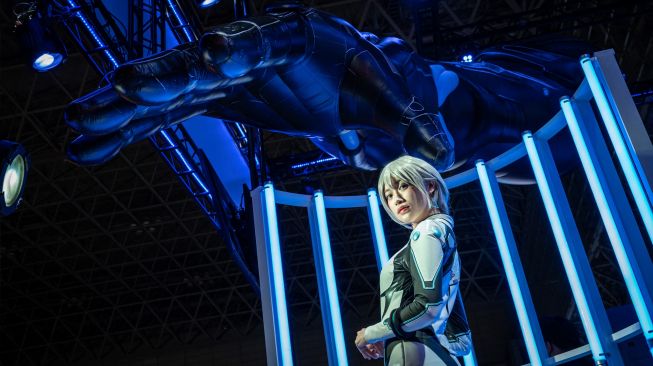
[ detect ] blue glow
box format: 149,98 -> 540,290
291,157 -> 338,170
160,130 -> 212,199
165,0 -> 195,42
462,54 -> 473,63
366,189 -> 389,272
476,160 -> 544,366
66,1 -> 119,68
561,97 -> 653,336
200,0 -> 220,7
522,132 -> 607,362
462,347 -> 478,366
313,191 -> 349,365
263,183 -> 294,366
33,52 -> 63,71
580,56 -> 653,245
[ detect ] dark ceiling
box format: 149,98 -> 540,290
1,0 -> 652,365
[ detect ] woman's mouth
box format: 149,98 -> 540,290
398,206 -> 410,214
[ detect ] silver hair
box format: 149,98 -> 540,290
377,155 -> 450,229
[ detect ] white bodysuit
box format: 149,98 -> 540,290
364,214 -> 472,365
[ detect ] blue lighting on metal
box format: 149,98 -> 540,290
261,183 -> 294,366
631,89 -> 653,98
160,130 -> 212,199
561,97 -> 653,341
523,131 -> 612,364
291,156 -> 338,170
366,188 -> 389,272
580,56 -> 653,245
476,160 -> 547,366
165,0 -> 195,42
66,0 -> 119,68
33,52 -> 63,71
199,0 -> 221,8
310,191 -> 349,366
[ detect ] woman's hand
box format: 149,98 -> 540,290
355,328 -> 382,360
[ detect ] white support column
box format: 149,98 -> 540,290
251,183 -> 294,366
581,53 -> 653,245
476,160 -> 550,366
366,188 -> 389,272
561,97 -> 653,355
308,190 -> 349,366
523,131 -> 624,365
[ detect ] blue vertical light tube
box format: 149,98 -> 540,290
367,188 -> 389,272
523,131 -> 623,365
261,183 -> 294,366
581,56 -> 653,245
475,160 -> 549,366
561,98 -> 653,354
309,191 -> 349,366
462,346 -> 479,366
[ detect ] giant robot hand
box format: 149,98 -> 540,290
66,5 -> 589,179
65,6 -> 455,171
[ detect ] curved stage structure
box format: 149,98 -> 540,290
251,50 -> 653,366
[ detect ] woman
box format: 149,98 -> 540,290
355,155 -> 472,365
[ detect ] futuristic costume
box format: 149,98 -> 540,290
64,6 -> 589,182
364,214 -> 471,365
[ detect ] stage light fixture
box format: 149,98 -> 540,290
462,54 -> 473,63
198,0 -> 220,8
14,4 -> 66,72
1,141 -> 29,217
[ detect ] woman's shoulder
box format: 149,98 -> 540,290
409,214 -> 455,247
413,213 -> 453,233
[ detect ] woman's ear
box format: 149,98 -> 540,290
428,182 -> 436,196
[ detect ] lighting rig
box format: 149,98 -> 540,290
0,140 -> 30,217
13,1 -> 67,71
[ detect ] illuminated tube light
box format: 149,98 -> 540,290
581,56 -> 653,245
66,0 -> 119,68
366,188 -> 389,272
311,191 -> 349,366
523,132 -> 609,363
291,157 -> 338,170
561,98 -> 653,342
476,160 -> 547,366
462,346 -> 478,366
262,183 -> 294,366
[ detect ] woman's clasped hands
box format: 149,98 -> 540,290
355,328 -> 384,360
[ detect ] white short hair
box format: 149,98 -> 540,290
377,155 -> 450,228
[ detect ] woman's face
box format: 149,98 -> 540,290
384,180 -> 435,228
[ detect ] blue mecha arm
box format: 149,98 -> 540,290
65,6 -> 589,179
65,6 -> 454,171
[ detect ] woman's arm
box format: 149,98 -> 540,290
364,216 -> 456,343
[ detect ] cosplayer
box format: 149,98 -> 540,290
64,5 -> 589,182
355,155 -> 471,365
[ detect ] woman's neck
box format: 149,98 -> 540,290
411,208 -> 440,229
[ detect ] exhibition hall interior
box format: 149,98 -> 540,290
1,0 -> 652,365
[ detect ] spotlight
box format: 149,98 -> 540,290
1,141 -> 29,217
14,3 -> 66,72
198,0 -> 220,8
461,54 -> 473,63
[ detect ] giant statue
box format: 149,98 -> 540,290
65,5 -> 590,182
